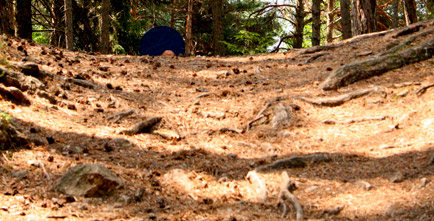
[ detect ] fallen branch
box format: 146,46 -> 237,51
278,171 -> 303,220
255,153 -> 331,172
304,52 -> 329,64
320,37 -> 434,90
246,170 -> 267,202
120,117 -> 162,135
107,109 -> 135,123
416,83 -> 434,96
322,116 -> 387,124
296,88 -> 375,107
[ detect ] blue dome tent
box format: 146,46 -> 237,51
139,26 -> 185,56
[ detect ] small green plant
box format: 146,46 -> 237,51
0,111 -> 12,123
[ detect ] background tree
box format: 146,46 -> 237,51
185,0 -> 193,56
100,0 -> 110,54
210,0 -> 225,56
294,0 -> 305,48
0,0 -> 14,35
404,0 -> 417,25
16,0 -> 32,40
64,0 -> 73,50
352,0 -> 377,35
312,0 -> 321,46
340,0 -> 352,39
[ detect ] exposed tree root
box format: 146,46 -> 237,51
296,88 -> 376,107
119,117 -> 162,135
278,171 -> 303,220
304,52 -> 329,64
245,97 -> 286,131
107,109 -> 135,123
320,37 -> 434,90
255,153 -> 331,172
377,28 -> 434,57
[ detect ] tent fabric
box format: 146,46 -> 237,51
139,26 -> 185,56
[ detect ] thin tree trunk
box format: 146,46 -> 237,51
16,0 -> 32,40
312,0 -> 321,46
50,0 -> 64,47
326,0 -> 335,43
64,0 -> 73,50
392,0 -> 399,28
340,0 -> 352,39
100,0 -> 110,54
211,0 -> 225,55
185,0 -> 193,56
294,0 -> 305,48
0,0 -> 14,35
404,0 -> 417,25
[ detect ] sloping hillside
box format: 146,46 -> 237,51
0,21 -> 433,220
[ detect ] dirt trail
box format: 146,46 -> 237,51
0,25 -> 433,220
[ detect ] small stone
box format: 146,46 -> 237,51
397,89 -> 409,97
304,185 -> 319,193
227,153 -> 237,159
389,171 -> 405,183
355,180 -> 373,190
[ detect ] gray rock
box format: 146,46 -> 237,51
389,171 -> 405,183
0,85 -> 31,106
56,164 -> 124,197
271,103 -> 292,129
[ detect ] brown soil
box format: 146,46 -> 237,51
0,27 -> 433,220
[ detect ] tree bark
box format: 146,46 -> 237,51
312,0 -> 321,46
50,0 -> 64,47
340,0 -> 352,39
294,0 -> 305,48
353,0 -> 377,35
0,0 -> 14,35
16,0 -> 32,40
392,0 -> 399,28
185,0 -> 193,56
404,0 -> 417,25
64,0 -> 73,50
211,0 -> 225,55
100,0 -> 110,54
326,0 -> 335,43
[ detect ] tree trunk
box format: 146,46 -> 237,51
185,0 -> 193,56
294,0 -> 305,48
340,0 -> 352,39
65,0 -> 73,50
16,0 -> 32,40
404,0 -> 417,25
312,0 -> 321,46
392,0 -> 399,28
353,0 -> 377,35
100,0 -> 110,54
50,0 -> 64,47
326,0 -> 335,43
211,0 -> 225,55
0,0 -> 14,35
351,0 -> 358,36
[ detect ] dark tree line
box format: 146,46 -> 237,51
1,0 -> 433,55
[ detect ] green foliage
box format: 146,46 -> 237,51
0,111 -> 12,123
32,25 -> 50,45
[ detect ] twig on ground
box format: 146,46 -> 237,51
245,97 -> 287,131
296,88 -> 376,107
416,83 -> 434,96
322,116 -> 387,124
304,52 -> 329,64
107,109 -> 135,123
278,171 -> 303,220
246,170 -> 267,202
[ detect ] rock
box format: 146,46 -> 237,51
162,50 -> 175,56
152,129 -> 181,140
355,180 -> 373,190
37,90 -> 57,104
55,164 -> 124,197
0,114 -> 28,149
271,103 -> 292,129
17,62 -> 43,78
0,85 -> 31,106
389,171 -> 405,183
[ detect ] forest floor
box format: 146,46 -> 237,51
0,24 -> 433,220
